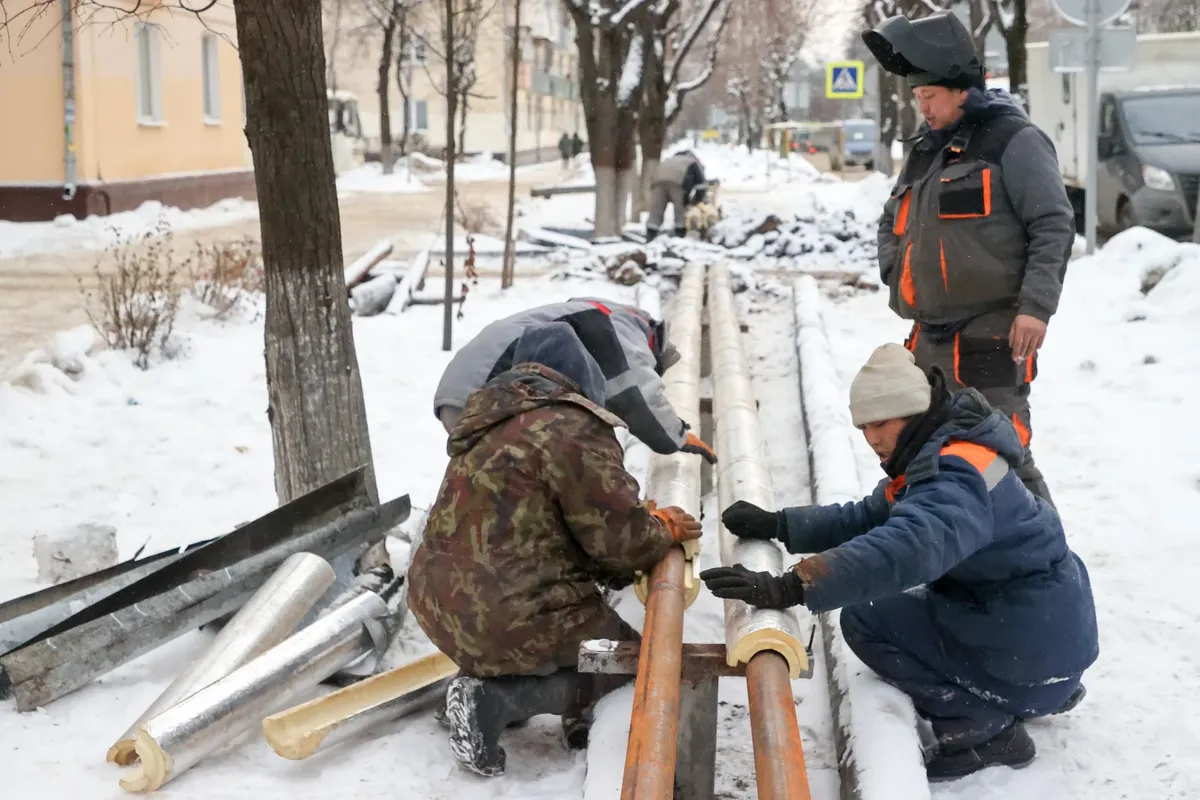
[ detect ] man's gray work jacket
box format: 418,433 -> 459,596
878,89 -> 1075,326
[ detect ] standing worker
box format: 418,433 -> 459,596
646,149 -> 709,242
571,131 -> 584,165
862,11 -> 1075,504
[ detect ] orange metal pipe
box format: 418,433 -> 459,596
746,650 -> 812,800
620,547 -> 687,800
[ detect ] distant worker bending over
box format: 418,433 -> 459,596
863,11 -> 1075,504
433,297 -> 717,462
646,148 -> 709,241
409,322 -> 702,777
701,344 -> 1098,781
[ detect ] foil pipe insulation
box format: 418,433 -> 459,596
107,552 -> 337,765
119,590 -> 395,793
707,264 -> 807,678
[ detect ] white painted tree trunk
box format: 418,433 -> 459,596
594,165 -> 620,239
615,168 -> 637,232
636,158 -> 659,219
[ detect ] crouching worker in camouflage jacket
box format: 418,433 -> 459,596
701,344 -> 1098,783
408,320 -> 703,778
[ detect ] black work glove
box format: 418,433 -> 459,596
721,500 -> 782,541
699,564 -> 805,610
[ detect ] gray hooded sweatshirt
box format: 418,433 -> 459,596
433,298 -> 688,453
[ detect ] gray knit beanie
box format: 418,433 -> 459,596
849,344 -> 932,427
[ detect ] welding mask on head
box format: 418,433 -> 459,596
862,11 -> 985,91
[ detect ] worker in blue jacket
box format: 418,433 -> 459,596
700,343 -> 1099,782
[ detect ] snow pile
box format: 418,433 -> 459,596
792,275 -> 931,800
685,142 -> 830,190
337,162 -> 430,194
0,198 -> 258,261
407,151 -> 514,182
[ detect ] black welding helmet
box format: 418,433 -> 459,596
862,12 -> 985,90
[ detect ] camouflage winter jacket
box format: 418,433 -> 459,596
408,363 -> 674,677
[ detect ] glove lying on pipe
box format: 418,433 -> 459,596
680,432 -> 718,465
699,564 -> 805,610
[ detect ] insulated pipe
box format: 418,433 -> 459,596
60,0 -> 77,202
120,590 -> 391,793
708,264 -> 812,800
707,264 -> 807,677
107,552 -> 336,765
621,262 -> 705,800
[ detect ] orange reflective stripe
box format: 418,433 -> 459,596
982,168 -> 992,216
939,239 -> 949,292
900,243 -> 916,306
904,324 -> 919,353
884,475 -> 906,503
939,441 -> 998,474
1024,353 -> 1036,383
587,301 -> 612,316
893,191 -> 911,236
1012,414 -> 1032,447
952,332 -> 962,386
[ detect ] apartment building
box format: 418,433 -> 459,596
325,0 -> 584,164
0,1 -> 252,222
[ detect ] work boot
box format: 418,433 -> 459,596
925,722 -> 1036,782
444,672 -> 578,777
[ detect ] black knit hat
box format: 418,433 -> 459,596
908,69 -> 986,91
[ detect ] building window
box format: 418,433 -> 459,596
413,100 -> 428,131
135,22 -> 162,124
526,93 -> 533,130
400,38 -> 428,65
202,34 -> 220,122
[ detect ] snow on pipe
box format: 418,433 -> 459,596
118,591 -> 393,793
620,263 -> 705,800
708,265 -> 807,678
344,240 -> 394,289
793,276 -> 931,800
634,268 -> 703,608
106,552 -> 337,766
262,650 -> 458,760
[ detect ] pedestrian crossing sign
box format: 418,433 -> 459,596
826,61 -> 865,99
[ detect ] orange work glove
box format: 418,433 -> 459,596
649,504 -> 703,544
680,432 -> 718,465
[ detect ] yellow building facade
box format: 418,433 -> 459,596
0,1 -> 252,222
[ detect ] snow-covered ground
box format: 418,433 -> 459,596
4,151 -> 1197,800
0,198 -> 259,261
336,162 -> 431,194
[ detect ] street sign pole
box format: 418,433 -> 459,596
1084,0 -> 1100,254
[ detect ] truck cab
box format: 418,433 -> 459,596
1027,32 -> 1200,238
1096,89 -> 1200,235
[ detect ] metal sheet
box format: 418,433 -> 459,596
707,265 -> 806,678
107,552 -> 336,765
1,492 -> 409,711
120,591 -> 391,793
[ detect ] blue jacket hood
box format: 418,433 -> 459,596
919,388 -> 1027,467
510,321 -> 607,405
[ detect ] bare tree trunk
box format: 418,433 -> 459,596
457,90 -> 469,156
501,0 -> 521,289
326,0 -> 345,92
234,0 -> 377,504
1008,0 -> 1029,100
443,0 -> 457,351
636,28 -> 666,217
378,2 -> 400,174
395,18 -> 412,156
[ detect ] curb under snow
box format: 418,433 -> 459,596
792,276 -> 932,800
